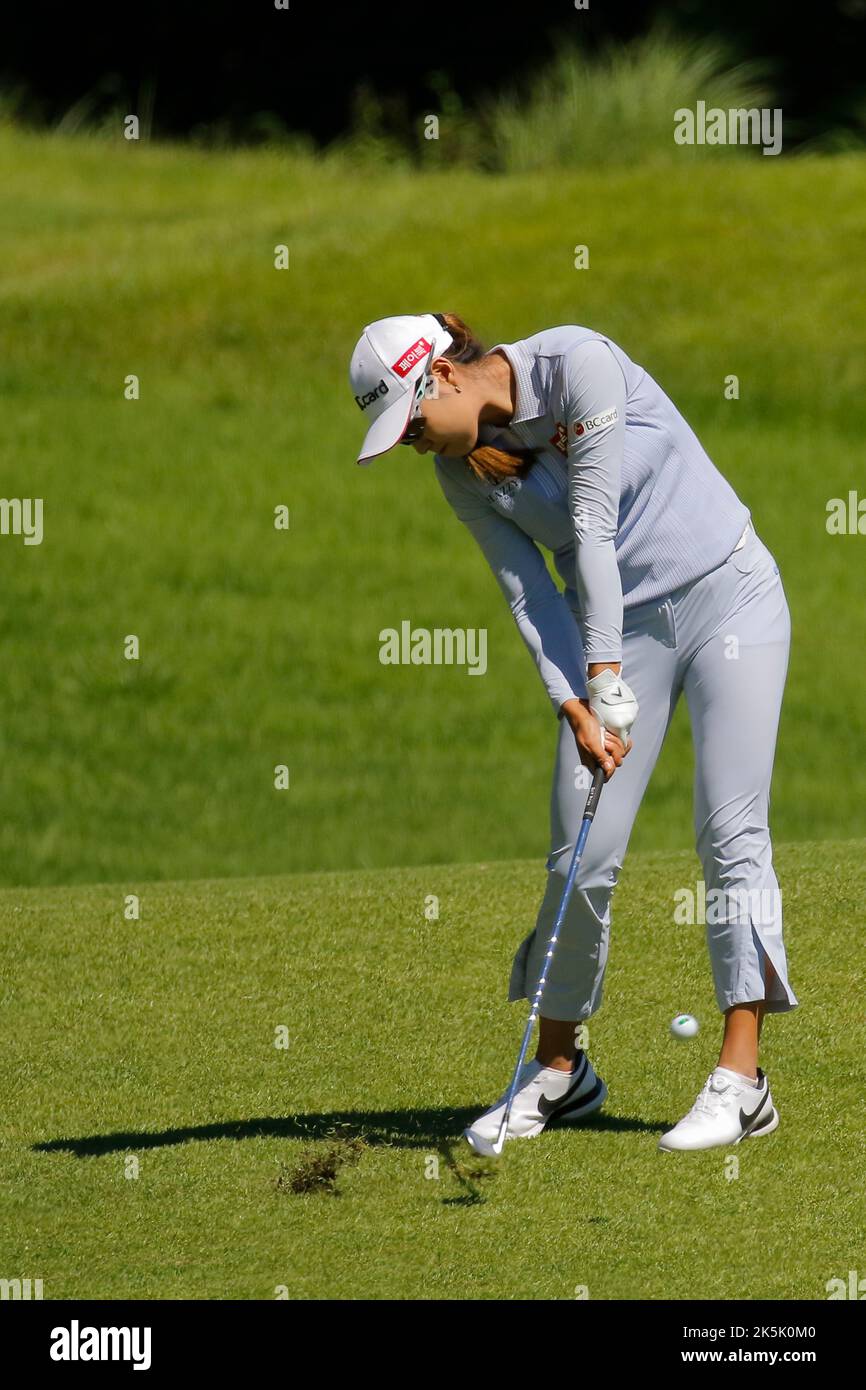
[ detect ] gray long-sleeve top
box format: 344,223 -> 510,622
434,325 -> 750,712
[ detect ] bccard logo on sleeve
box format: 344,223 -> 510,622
572,406 -> 619,438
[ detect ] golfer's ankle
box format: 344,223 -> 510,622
537,1018 -> 581,1069
535,1048 -> 577,1071
718,1055 -> 758,1080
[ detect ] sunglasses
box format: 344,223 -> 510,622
399,346 -> 436,446
399,405 -> 426,446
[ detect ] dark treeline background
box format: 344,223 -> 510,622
1,1 -> 865,149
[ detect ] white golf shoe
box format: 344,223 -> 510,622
463,1050 -> 607,1154
658,1065 -> 779,1152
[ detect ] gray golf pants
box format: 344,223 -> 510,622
508,525 -> 798,1022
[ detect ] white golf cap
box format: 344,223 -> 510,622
349,313 -> 454,464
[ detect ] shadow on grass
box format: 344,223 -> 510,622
33,1108 -> 660,1157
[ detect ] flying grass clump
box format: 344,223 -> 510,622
275,1133 -> 367,1196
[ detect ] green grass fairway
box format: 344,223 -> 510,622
2,838 -> 863,1300
1,124 -> 865,888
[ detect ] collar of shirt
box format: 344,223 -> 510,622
488,340 -> 545,424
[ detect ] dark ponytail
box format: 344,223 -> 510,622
432,313 -> 539,485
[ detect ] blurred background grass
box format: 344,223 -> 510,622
0,26 -> 864,888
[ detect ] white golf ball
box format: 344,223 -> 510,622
670,1013 -> 699,1040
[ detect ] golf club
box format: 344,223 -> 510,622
486,760 -> 606,1156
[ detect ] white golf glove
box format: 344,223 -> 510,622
586,667 -> 639,750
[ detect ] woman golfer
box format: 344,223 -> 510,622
348,312 -> 797,1153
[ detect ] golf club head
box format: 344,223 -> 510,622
490,1115 -> 509,1155
463,1128 -> 500,1158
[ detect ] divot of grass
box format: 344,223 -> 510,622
276,1129 -> 368,1196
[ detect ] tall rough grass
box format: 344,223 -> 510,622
314,23 -> 791,173
480,24 -> 774,171
1,20 -> 860,170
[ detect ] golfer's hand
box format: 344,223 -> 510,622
561,699 -> 631,781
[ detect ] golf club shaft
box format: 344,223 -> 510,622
494,762 -> 606,1150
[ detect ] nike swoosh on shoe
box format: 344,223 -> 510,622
745,1107 -> 777,1136
537,1055 -> 590,1118
548,1077 -> 605,1122
738,1083 -> 768,1132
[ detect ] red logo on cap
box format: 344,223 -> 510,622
392,337 -> 432,378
